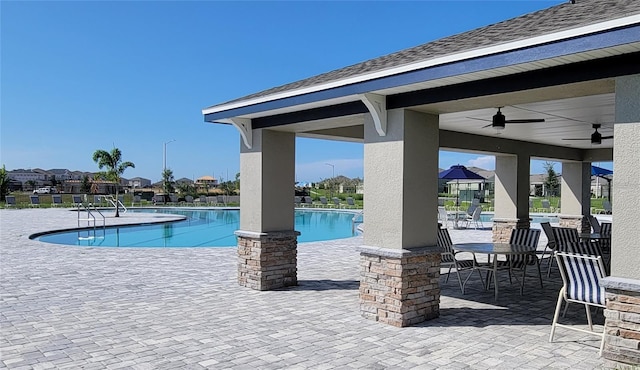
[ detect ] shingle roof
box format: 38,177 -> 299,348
209,0 -> 640,109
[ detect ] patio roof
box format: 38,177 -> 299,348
202,0 -> 640,157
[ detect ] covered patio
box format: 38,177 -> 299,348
203,0 -> 640,367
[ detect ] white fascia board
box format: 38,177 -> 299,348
202,15 -> 640,116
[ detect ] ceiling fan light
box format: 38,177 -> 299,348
492,110 -> 506,129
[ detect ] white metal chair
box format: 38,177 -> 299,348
464,206 -> 483,229
539,199 -> 552,213
345,197 -> 356,208
5,195 -> 16,207
51,194 -> 63,207
437,207 -> 450,228
29,195 -> 40,208
549,252 -> 607,356
72,195 -> 83,207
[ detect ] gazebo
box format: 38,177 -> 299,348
202,1 -> 640,367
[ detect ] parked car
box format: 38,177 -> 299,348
33,187 -> 51,194
33,187 -> 57,194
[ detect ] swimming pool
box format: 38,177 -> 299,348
479,213 -> 559,224
36,209 -> 360,248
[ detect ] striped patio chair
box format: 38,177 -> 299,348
563,241 -> 603,257
588,215 -> 601,233
498,228 -> 543,293
548,227 -> 579,276
540,222 -> 556,271
549,252 -> 607,356
437,227 -> 480,293
599,222 -> 612,252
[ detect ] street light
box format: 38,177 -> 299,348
163,139 -> 176,173
325,163 -> 335,199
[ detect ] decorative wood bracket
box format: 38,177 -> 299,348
228,117 -> 252,149
360,93 -> 387,136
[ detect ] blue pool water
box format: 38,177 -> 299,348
37,209 -> 360,248
479,213 -> 559,224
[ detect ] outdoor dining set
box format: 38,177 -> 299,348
438,215 -> 611,355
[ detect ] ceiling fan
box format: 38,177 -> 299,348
472,107 -> 546,129
562,124 -> 613,145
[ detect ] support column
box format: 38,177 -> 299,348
559,162 -> 591,232
492,154 -> 530,242
358,109 -> 441,327
601,74 -> 640,368
235,129 -> 299,290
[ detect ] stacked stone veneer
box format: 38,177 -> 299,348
601,277 -> 640,369
357,245 -> 441,327
492,218 -> 530,243
235,230 -> 300,290
559,215 -> 590,233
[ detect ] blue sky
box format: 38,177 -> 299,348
2,0 -> 610,183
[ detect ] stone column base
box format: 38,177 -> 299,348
235,230 -> 300,290
600,277 -> 640,369
492,218 -> 530,243
357,245 -> 441,327
558,214 -> 590,232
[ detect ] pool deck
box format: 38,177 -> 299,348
1,208 -> 605,369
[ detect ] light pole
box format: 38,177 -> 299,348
163,139 -> 176,174
325,163 -> 335,199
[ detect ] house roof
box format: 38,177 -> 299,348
205,0 -> 640,113
196,176 -> 217,181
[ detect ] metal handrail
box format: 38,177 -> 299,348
351,211 -> 364,235
105,195 -> 127,214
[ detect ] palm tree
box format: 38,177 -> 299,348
92,148 -> 135,217
0,165 -> 9,201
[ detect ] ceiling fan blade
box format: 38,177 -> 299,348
481,123 -> 493,128
601,135 -> 614,139
504,119 -> 546,124
562,138 -> 591,141
466,117 -> 491,122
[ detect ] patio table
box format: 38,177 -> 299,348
452,242 -> 539,301
578,232 -> 610,241
448,209 -> 469,229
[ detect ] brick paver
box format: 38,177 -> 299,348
1,208 -> 605,368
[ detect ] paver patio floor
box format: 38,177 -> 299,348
1,209 -> 605,369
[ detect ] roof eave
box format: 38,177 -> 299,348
202,15 -> 640,121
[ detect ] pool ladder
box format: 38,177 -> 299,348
77,202 -> 106,241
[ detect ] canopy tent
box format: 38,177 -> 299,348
591,165 -> 613,200
591,165 -> 613,177
439,165 -> 485,206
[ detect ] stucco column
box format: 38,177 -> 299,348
235,129 -> 299,290
600,74 -> 640,368
558,162 -> 591,232
492,154 -> 530,242
358,109 -> 440,327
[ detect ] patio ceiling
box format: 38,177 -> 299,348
273,80 -> 618,151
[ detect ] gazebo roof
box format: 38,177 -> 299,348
205,0 -> 640,114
